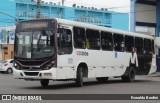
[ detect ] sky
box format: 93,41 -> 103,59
42,0 -> 130,13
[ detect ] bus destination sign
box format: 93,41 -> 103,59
22,22 -> 48,29
16,19 -> 56,32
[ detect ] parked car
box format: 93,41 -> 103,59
0,59 -> 14,74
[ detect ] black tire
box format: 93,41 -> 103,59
40,79 -> 49,87
1,71 -> 5,74
7,68 -> 13,74
76,66 -> 83,87
121,67 -> 135,82
121,76 -> 127,82
96,77 -> 109,83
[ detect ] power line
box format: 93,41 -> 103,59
0,21 -> 14,23
2,0 -> 154,13
0,1 -> 156,24
41,0 -> 130,10
46,9 -> 155,27
15,2 -> 156,13
48,8 -> 156,19
0,18 -> 15,21
0,7 -> 15,11
16,0 -> 132,12
17,0 -> 130,10
0,11 -> 18,22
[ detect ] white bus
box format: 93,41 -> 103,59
13,18 -> 157,87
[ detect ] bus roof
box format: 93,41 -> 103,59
17,18 -> 154,40
55,18 -> 154,40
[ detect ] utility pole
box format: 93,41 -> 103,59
36,0 -> 41,18
62,0 -> 65,6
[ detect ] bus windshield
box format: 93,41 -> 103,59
14,30 -> 55,59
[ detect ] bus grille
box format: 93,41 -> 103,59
23,67 -> 41,70
24,72 -> 39,76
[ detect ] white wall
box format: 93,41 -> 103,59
135,4 -> 156,35
136,4 -> 156,23
135,26 -> 155,35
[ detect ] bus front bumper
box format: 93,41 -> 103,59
13,68 -> 57,80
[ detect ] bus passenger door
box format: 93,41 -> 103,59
135,37 -> 145,75
136,51 -> 145,75
57,25 -> 75,79
143,39 -> 153,75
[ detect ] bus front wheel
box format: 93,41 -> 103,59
40,79 -> 49,87
76,66 -> 83,87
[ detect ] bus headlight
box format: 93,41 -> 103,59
13,63 -> 20,70
43,66 -> 50,70
14,62 -> 17,67
43,64 -> 53,70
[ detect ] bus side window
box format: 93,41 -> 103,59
135,37 -> 143,53
101,31 -> 113,51
113,34 -> 124,52
144,39 -> 151,54
125,35 -> 134,52
86,29 -> 100,50
73,27 -> 86,49
57,28 -> 73,54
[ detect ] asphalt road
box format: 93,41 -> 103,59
0,73 -> 160,103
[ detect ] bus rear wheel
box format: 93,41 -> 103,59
40,79 -> 49,87
76,66 -> 83,87
121,67 -> 135,82
96,77 -> 109,83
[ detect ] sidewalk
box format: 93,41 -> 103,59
149,72 -> 160,77
136,72 -> 160,81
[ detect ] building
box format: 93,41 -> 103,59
1,0 -> 160,34
133,0 -> 160,72
0,26 -> 15,60
0,0 -> 16,27
130,0 -> 158,36
0,0 -> 129,30
0,0 -> 129,60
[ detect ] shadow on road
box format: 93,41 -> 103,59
19,79 -> 152,90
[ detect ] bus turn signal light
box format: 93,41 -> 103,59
43,73 -> 52,76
